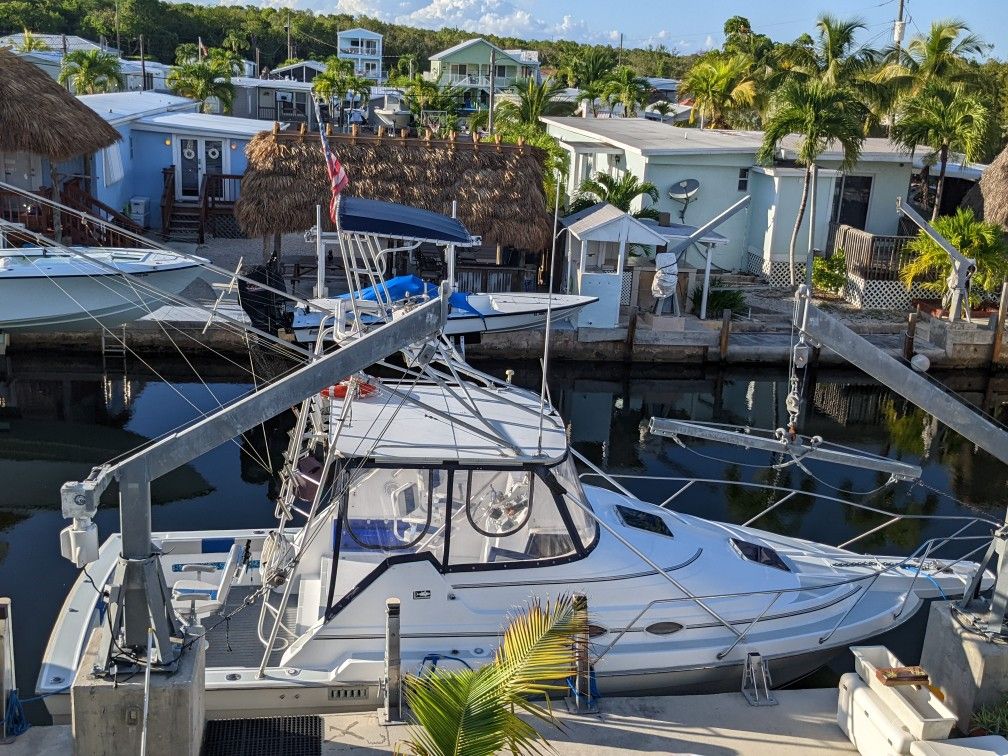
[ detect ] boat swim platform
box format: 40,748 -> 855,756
7,689 -> 856,755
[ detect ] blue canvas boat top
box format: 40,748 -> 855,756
338,275 -> 481,316
336,197 -> 477,246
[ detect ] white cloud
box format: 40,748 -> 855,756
703,34 -> 714,49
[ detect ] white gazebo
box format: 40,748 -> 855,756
561,203 -> 671,328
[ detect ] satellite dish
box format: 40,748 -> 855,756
668,178 -> 700,221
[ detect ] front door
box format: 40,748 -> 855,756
175,137 -> 227,201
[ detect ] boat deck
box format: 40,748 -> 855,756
203,587 -> 297,669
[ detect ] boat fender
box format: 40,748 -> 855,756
320,379 -> 377,400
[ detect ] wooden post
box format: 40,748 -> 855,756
903,311 -> 918,361
993,282 -> 1008,366
570,593 -> 594,713
624,308 -> 638,363
719,309 -> 731,359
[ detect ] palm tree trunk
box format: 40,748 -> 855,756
932,143 -> 949,222
788,165 -> 812,286
49,165 -> 62,243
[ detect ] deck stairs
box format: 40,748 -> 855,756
164,203 -> 201,241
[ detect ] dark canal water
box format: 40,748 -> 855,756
1,352 -> 1005,722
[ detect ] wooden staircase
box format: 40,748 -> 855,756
166,203 -> 201,241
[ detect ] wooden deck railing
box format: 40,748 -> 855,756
160,168 -> 175,238
198,173 -> 243,244
456,265 -> 526,293
834,224 -> 915,281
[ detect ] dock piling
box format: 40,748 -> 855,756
903,311 -> 918,361
719,309 -> 732,359
383,597 -> 402,723
993,282 -> 1007,366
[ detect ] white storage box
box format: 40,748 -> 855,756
839,672 -> 917,756
911,735 -> 1008,755
853,646 -> 957,741
129,196 -> 149,227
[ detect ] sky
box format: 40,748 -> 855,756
177,0 -> 1008,57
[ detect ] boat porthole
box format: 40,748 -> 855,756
50,676 -> 64,685
287,668 -> 301,676
226,673 -> 240,681
587,624 -> 608,638
645,621 -> 684,635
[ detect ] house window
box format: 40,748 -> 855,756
737,168 -> 749,191
832,175 -> 873,230
495,64 -> 507,79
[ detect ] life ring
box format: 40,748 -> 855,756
321,378 -> 377,399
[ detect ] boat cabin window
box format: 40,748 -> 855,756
448,467 -> 581,568
341,467 -> 447,558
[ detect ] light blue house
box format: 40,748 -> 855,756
79,92 -> 275,236
543,116 -> 915,285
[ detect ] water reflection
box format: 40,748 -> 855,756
0,352 -> 1004,723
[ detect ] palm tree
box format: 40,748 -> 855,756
650,100 -> 674,122
57,50 -> 124,94
680,54 -> 756,128
561,47 -> 616,116
601,66 -> 651,117
399,596 -> 587,756
891,82 -> 988,220
570,172 -> 660,220
758,78 -> 867,284
346,74 -> 372,110
901,208 -> 1008,308
167,61 -> 234,113
18,29 -> 50,52
494,77 -> 571,128
890,20 -> 987,93
207,46 -> 243,76
780,15 -> 888,129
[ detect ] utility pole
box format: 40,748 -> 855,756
139,34 -> 146,92
893,0 -> 906,54
618,33 -> 623,66
114,0 -> 121,55
287,10 -> 292,62
487,47 -> 496,134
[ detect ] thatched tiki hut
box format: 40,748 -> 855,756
0,47 -> 120,240
236,127 -> 552,261
961,145 -> 1008,231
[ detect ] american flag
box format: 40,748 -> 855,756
313,97 -> 350,224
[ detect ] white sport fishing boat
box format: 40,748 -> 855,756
0,246 -> 208,331
289,196 -> 595,343
37,349 -> 993,721
34,198 -> 1001,725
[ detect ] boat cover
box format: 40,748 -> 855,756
339,274 -> 481,316
336,197 -> 476,246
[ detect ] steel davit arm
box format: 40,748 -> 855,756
794,286 -> 1008,463
60,289 -> 449,520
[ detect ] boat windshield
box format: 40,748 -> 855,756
336,458 -> 596,570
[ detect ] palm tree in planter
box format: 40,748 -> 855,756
901,208 -> 1008,312
398,595 -> 587,756
58,50 -> 125,94
891,82 -> 988,220
757,78 -> 867,285
168,60 -> 235,113
569,172 -> 660,220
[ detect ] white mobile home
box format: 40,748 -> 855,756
543,117 -> 914,284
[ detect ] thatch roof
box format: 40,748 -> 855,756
236,128 -> 551,250
961,145 -> 1008,229
0,48 -> 120,161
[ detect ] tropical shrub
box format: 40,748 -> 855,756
972,695 -> 1008,737
398,595 -> 587,756
813,249 -> 848,294
901,208 -> 1008,306
691,279 -> 746,318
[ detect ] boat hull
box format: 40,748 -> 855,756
292,292 -> 595,342
0,250 -> 207,331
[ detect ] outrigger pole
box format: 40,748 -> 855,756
59,290 -> 449,671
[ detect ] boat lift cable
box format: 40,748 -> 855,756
0,218 -> 310,359
0,180 -> 313,310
